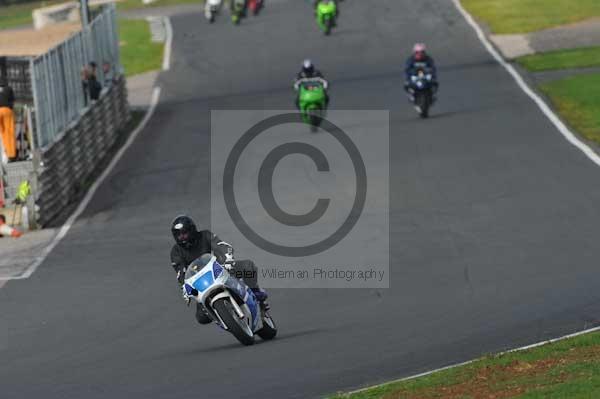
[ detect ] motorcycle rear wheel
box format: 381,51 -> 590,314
257,309 -> 277,340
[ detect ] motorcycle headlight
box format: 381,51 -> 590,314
416,81 -> 423,87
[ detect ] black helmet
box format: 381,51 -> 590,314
302,59 -> 314,76
171,215 -> 197,249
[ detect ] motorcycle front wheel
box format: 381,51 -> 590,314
307,108 -> 323,131
213,298 -> 255,345
416,92 -> 430,118
324,17 -> 332,35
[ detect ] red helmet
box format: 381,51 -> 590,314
413,43 -> 426,61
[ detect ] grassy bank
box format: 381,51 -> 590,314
330,330 -> 600,399
517,47 -> 600,72
118,18 -> 163,76
0,0 -> 63,30
0,0 -> 198,30
461,0 -> 600,34
541,74 -> 600,144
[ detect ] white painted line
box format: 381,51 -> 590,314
1,87 -> 162,281
146,16 -> 167,43
451,0 -> 600,168
508,325 -> 600,352
348,325 -> 600,395
162,17 -> 173,71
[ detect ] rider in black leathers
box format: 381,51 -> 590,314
170,215 -> 267,325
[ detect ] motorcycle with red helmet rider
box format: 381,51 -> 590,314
404,43 -> 439,117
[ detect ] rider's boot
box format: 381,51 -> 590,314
251,288 -> 270,311
251,287 -> 268,301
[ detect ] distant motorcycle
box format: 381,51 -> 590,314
248,0 -> 263,15
231,0 -> 246,24
316,0 -> 337,35
407,68 -> 436,118
182,254 -> 277,346
205,0 -> 222,23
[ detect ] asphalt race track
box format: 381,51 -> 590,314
3,1 -> 600,398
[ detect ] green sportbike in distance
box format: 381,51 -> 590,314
316,0 -> 337,35
231,0 -> 245,25
296,77 -> 329,132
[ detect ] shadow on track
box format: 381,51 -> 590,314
160,328 -> 327,358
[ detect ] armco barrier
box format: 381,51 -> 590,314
34,76 -> 130,226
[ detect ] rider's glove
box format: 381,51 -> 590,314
222,262 -> 234,271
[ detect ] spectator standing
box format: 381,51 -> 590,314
0,214 -> 22,238
87,61 -> 102,101
0,77 -> 16,161
81,65 -> 90,106
102,61 -> 116,88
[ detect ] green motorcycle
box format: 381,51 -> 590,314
231,0 -> 245,25
296,78 -> 328,132
316,0 -> 337,35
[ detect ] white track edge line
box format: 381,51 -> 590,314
451,0 -> 600,167
347,325 -> 600,395
162,17 -> 173,71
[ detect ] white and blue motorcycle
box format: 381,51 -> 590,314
182,254 -> 277,346
407,68 -> 436,118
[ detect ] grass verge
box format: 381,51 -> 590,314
0,0 -> 64,30
461,0 -> 600,34
0,0 -> 198,31
541,73 -> 600,144
329,330 -> 600,399
118,18 -> 163,76
517,46 -> 600,72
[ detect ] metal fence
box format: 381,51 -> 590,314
1,57 -> 33,104
30,4 -> 120,148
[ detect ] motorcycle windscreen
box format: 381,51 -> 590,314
185,255 -> 216,292
318,2 -> 336,14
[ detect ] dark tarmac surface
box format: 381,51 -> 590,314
2,1 -> 600,398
